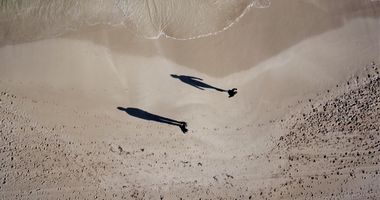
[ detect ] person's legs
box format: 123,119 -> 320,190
159,118 -> 188,133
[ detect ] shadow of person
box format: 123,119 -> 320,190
117,107 -> 188,133
170,74 -> 237,97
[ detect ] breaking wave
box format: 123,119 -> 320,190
0,0 -> 270,44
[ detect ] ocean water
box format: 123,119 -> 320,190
0,0 -> 270,45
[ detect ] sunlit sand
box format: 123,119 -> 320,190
0,0 -> 379,199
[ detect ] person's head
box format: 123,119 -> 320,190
180,124 -> 188,133
170,74 -> 179,79
228,88 -> 237,98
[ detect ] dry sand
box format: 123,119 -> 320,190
1,0 -> 380,199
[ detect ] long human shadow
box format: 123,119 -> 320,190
117,107 -> 188,133
171,74 -> 237,97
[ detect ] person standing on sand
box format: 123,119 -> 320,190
117,107 -> 189,133
171,74 -> 238,98
227,88 -> 237,98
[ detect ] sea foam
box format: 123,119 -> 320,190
0,0 -> 270,45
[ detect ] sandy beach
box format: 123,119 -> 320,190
1,0 -> 380,199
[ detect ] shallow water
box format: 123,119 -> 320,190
0,0 -> 270,44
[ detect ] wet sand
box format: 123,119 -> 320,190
0,0 -> 380,199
